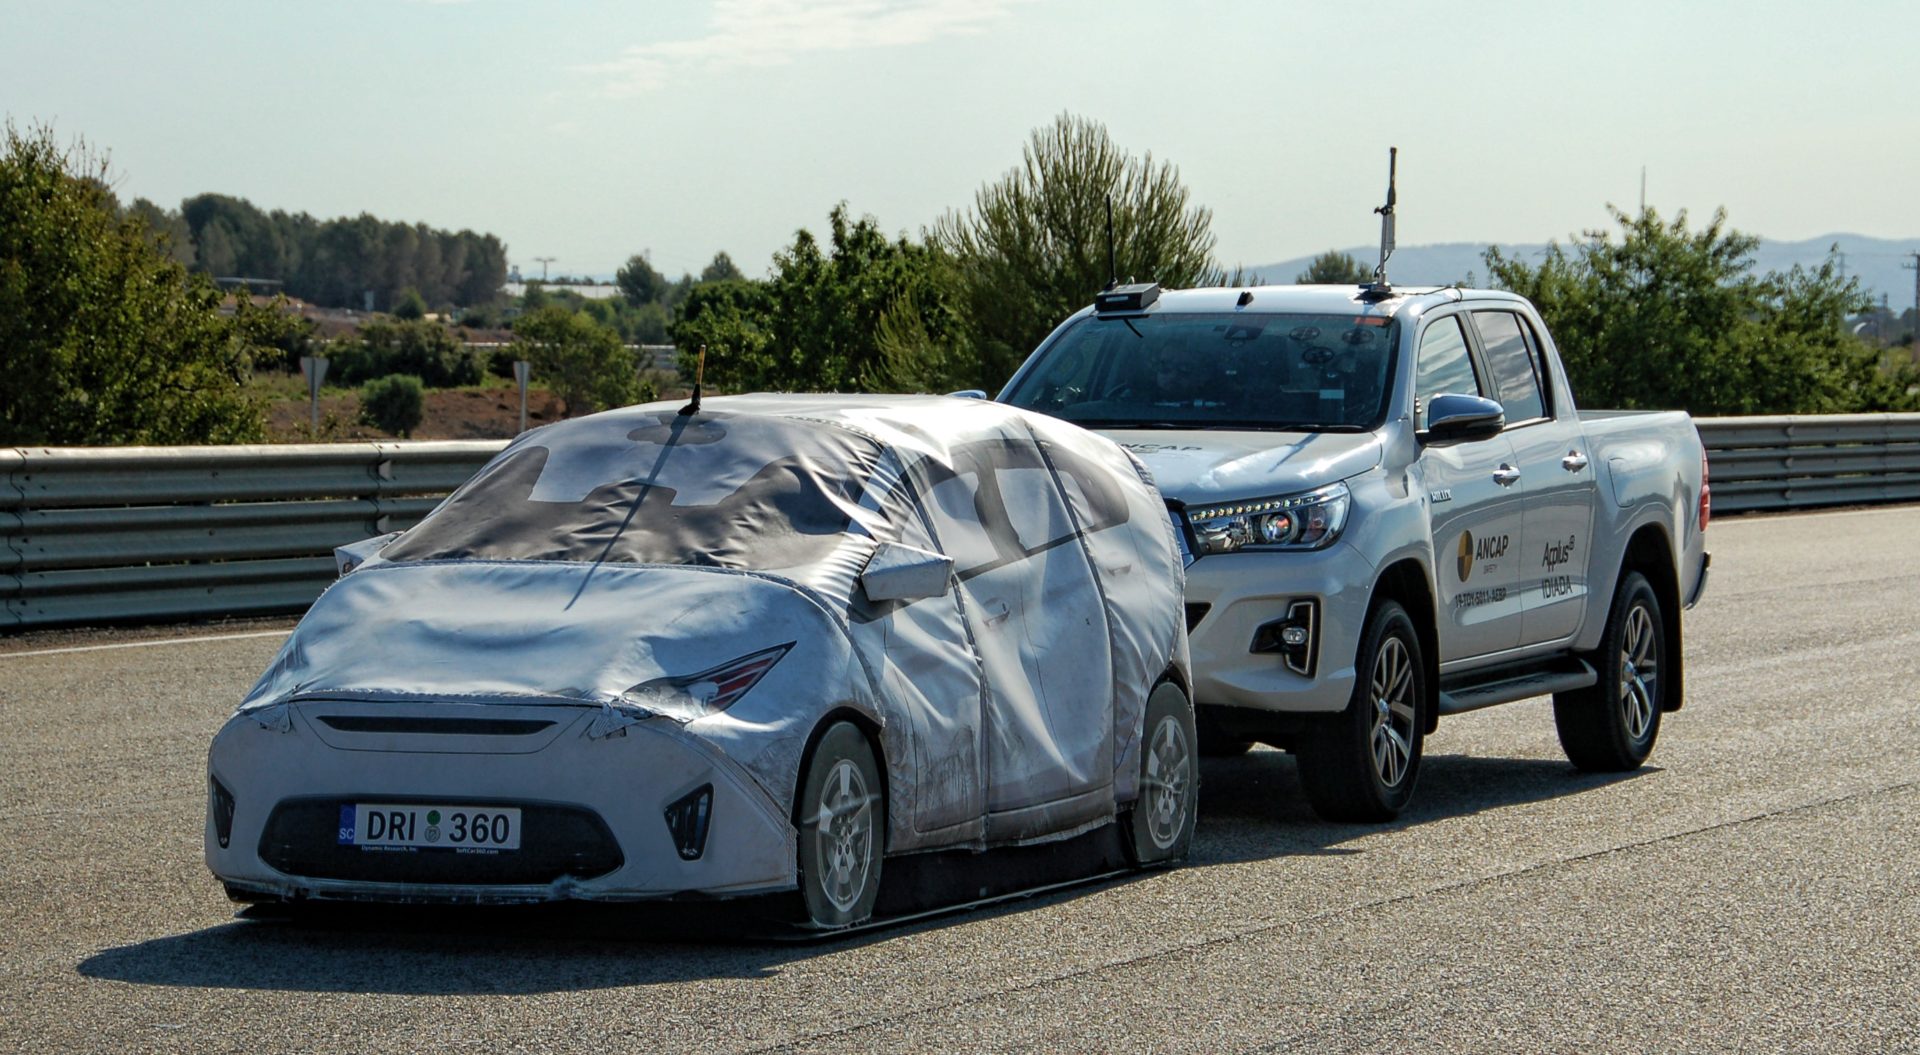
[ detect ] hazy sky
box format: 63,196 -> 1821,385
5,0 -> 1916,279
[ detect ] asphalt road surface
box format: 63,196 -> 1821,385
3,505 -> 1916,1053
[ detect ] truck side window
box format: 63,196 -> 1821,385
1414,316 -> 1480,428
1471,311 -> 1546,423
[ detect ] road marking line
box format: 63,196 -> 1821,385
0,628 -> 290,659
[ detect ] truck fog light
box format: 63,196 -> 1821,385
1250,600 -> 1319,677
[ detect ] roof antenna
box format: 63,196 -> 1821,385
677,345 -> 706,416
1363,147 -> 1398,302
1104,195 -> 1118,291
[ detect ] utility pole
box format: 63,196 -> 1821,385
1906,253 -> 1920,348
533,256 -> 556,281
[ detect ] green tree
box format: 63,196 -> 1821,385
700,251 -> 744,284
1296,249 -> 1373,285
931,113 -> 1224,389
230,292 -> 318,374
125,197 -> 194,267
1484,207 -> 1914,415
359,374 -> 425,436
615,253 -> 664,305
670,205 -> 971,393
512,306 -> 639,416
173,194 -> 507,310
0,123 -> 263,444
670,278 -> 774,390
391,287 -> 428,320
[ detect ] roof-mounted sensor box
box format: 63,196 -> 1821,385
1094,282 -> 1161,315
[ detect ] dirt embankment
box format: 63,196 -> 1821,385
264,387 -> 570,442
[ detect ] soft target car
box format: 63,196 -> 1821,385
206,393 -> 1195,927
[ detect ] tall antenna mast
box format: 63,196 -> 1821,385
1365,147 -> 1398,299
1105,195 -> 1117,291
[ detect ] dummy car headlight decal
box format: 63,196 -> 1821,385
622,642 -> 795,720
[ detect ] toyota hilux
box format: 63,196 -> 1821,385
1000,280 -> 1709,821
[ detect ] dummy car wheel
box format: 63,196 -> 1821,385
1123,680 -> 1198,865
796,721 -> 884,928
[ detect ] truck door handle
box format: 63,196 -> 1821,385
1492,464 -> 1522,486
1562,450 -> 1589,472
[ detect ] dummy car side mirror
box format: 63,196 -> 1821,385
860,541 -> 955,603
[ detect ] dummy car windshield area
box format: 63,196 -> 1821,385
380,411 -> 884,573
1002,312 -> 1399,431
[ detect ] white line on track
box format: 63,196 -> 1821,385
0,628 -> 290,659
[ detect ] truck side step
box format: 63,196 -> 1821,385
1437,655 -> 1597,716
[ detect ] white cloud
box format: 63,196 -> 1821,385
587,0 -> 1031,96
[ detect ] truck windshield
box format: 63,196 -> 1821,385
1002,312 -> 1398,431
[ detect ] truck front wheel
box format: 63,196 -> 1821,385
1296,600 -> 1425,822
1553,570 -> 1665,771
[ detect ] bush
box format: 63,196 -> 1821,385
360,374 -> 425,436
391,287 -> 428,320
334,318 -> 480,387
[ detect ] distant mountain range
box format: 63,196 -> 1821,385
1252,234 -> 1920,306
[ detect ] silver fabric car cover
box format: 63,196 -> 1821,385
239,394 -> 1185,856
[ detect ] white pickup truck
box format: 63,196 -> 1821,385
999,281 -> 1710,821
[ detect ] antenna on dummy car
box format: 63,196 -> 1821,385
1362,147 -> 1398,303
678,345 -> 706,416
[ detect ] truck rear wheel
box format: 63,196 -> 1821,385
1296,600 -> 1425,822
1554,570 -> 1664,771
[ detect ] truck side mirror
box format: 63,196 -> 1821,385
860,541 -> 954,603
1418,393 -> 1506,446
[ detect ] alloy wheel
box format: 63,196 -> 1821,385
1369,636 -> 1417,788
813,758 -> 875,913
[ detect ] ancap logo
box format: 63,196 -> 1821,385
1457,530 -> 1474,581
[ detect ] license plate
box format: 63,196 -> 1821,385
337,804 -> 522,851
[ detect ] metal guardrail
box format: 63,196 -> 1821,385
2,441 -> 504,629
4,413 -> 1919,630
1694,413 -> 1920,514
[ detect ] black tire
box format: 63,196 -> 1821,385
1554,570 -> 1665,771
1296,600 -> 1425,822
795,721 -> 884,928
1195,710 -> 1255,757
1123,681 -> 1199,865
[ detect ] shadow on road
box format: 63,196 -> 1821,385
75,900 -> 865,995
1192,748 -> 1657,867
78,750 -> 1650,995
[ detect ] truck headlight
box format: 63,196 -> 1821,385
1186,482 -> 1351,556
